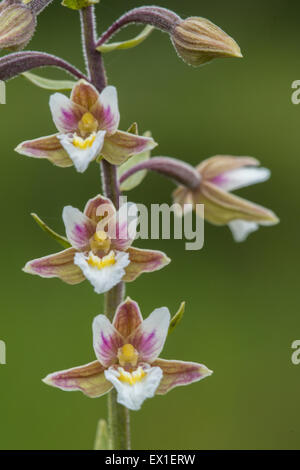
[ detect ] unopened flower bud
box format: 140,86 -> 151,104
0,0 -> 36,51
171,17 -> 242,66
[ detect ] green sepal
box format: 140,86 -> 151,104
22,72 -> 76,91
31,213 -> 71,249
168,302 -> 185,335
94,419 -> 109,450
118,125 -> 151,192
61,0 -> 99,11
96,25 -> 154,53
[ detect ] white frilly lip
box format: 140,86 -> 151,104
74,250 -> 130,294
58,130 -> 106,173
228,220 -> 259,242
104,365 -> 163,411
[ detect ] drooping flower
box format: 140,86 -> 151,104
43,298 -> 212,411
15,79 -> 157,173
173,155 -> 279,242
23,194 -> 170,294
0,0 -> 36,51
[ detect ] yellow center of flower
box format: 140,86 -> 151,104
78,112 -> 98,136
87,251 -> 116,270
118,344 -> 139,367
73,133 -> 96,150
118,367 -> 146,385
89,230 -> 111,254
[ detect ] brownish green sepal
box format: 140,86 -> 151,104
168,301 -> 185,335
31,213 -> 71,249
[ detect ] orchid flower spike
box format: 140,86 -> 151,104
23,195 -> 170,294
43,298 -> 212,411
16,79 -> 157,173
173,155 -> 279,242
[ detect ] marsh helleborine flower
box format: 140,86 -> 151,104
171,16 -> 242,66
0,0 -> 36,51
16,79 -> 157,173
43,298 -> 212,411
173,155 -> 279,242
24,195 -> 170,294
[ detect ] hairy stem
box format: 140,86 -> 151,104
119,156 -> 201,190
80,5 -> 129,450
96,6 -> 180,47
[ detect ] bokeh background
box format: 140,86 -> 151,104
0,0 -> 299,450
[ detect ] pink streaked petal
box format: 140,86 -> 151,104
129,307 -> 170,363
23,248 -> 84,285
49,92 -> 85,133
91,86 -> 120,135
62,206 -> 96,250
112,298 -> 143,339
43,360 -> 113,398
110,203 -> 138,252
70,79 -> 99,110
83,194 -> 116,225
153,358 -> 213,395
92,314 -> 124,367
15,134 -> 73,168
101,130 -> 157,165
123,247 -> 171,282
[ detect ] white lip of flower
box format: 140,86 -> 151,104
104,365 -> 163,411
58,130 -> 106,173
74,250 -> 130,294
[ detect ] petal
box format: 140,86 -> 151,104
15,134 -> 73,168
200,181 -> 279,225
101,130 -> 157,165
23,248 -> 85,285
212,167 -> 271,192
62,206 -> 96,250
113,298 -> 143,339
197,155 -> 259,180
129,307 -> 170,363
58,130 -> 106,173
70,79 -> 99,110
152,358 -> 213,395
49,92 -> 85,133
74,251 -> 130,294
91,86 -> 120,135
104,366 -> 162,411
123,247 -> 171,282
83,194 -> 116,225
92,314 -> 123,367
110,202 -> 138,251
43,360 -> 112,398
228,220 -> 259,242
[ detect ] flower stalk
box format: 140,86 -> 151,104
80,5 -> 130,450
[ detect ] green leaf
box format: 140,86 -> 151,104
118,129 -> 152,192
62,0 -> 99,10
22,72 -> 76,91
94,419 -> 109,450
168,302 -> 185,336
31,213 -> 71,249
97,25 -> 154,53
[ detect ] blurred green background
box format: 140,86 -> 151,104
0,0 -> 299,450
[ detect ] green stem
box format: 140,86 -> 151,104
80,5 -> 130,450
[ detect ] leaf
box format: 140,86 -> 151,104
94,419 -> 109,450
168,302 -> 185,336
118,129 -> 152,191
62,0 -> 99,10
97,25 -> 154,53
22,72 -> 76,91
31,213 -> 71,249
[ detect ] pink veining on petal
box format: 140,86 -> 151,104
210,174 -> 227,186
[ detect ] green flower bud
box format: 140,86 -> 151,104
0,0 -> 36,51
171,16 -> 242,66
